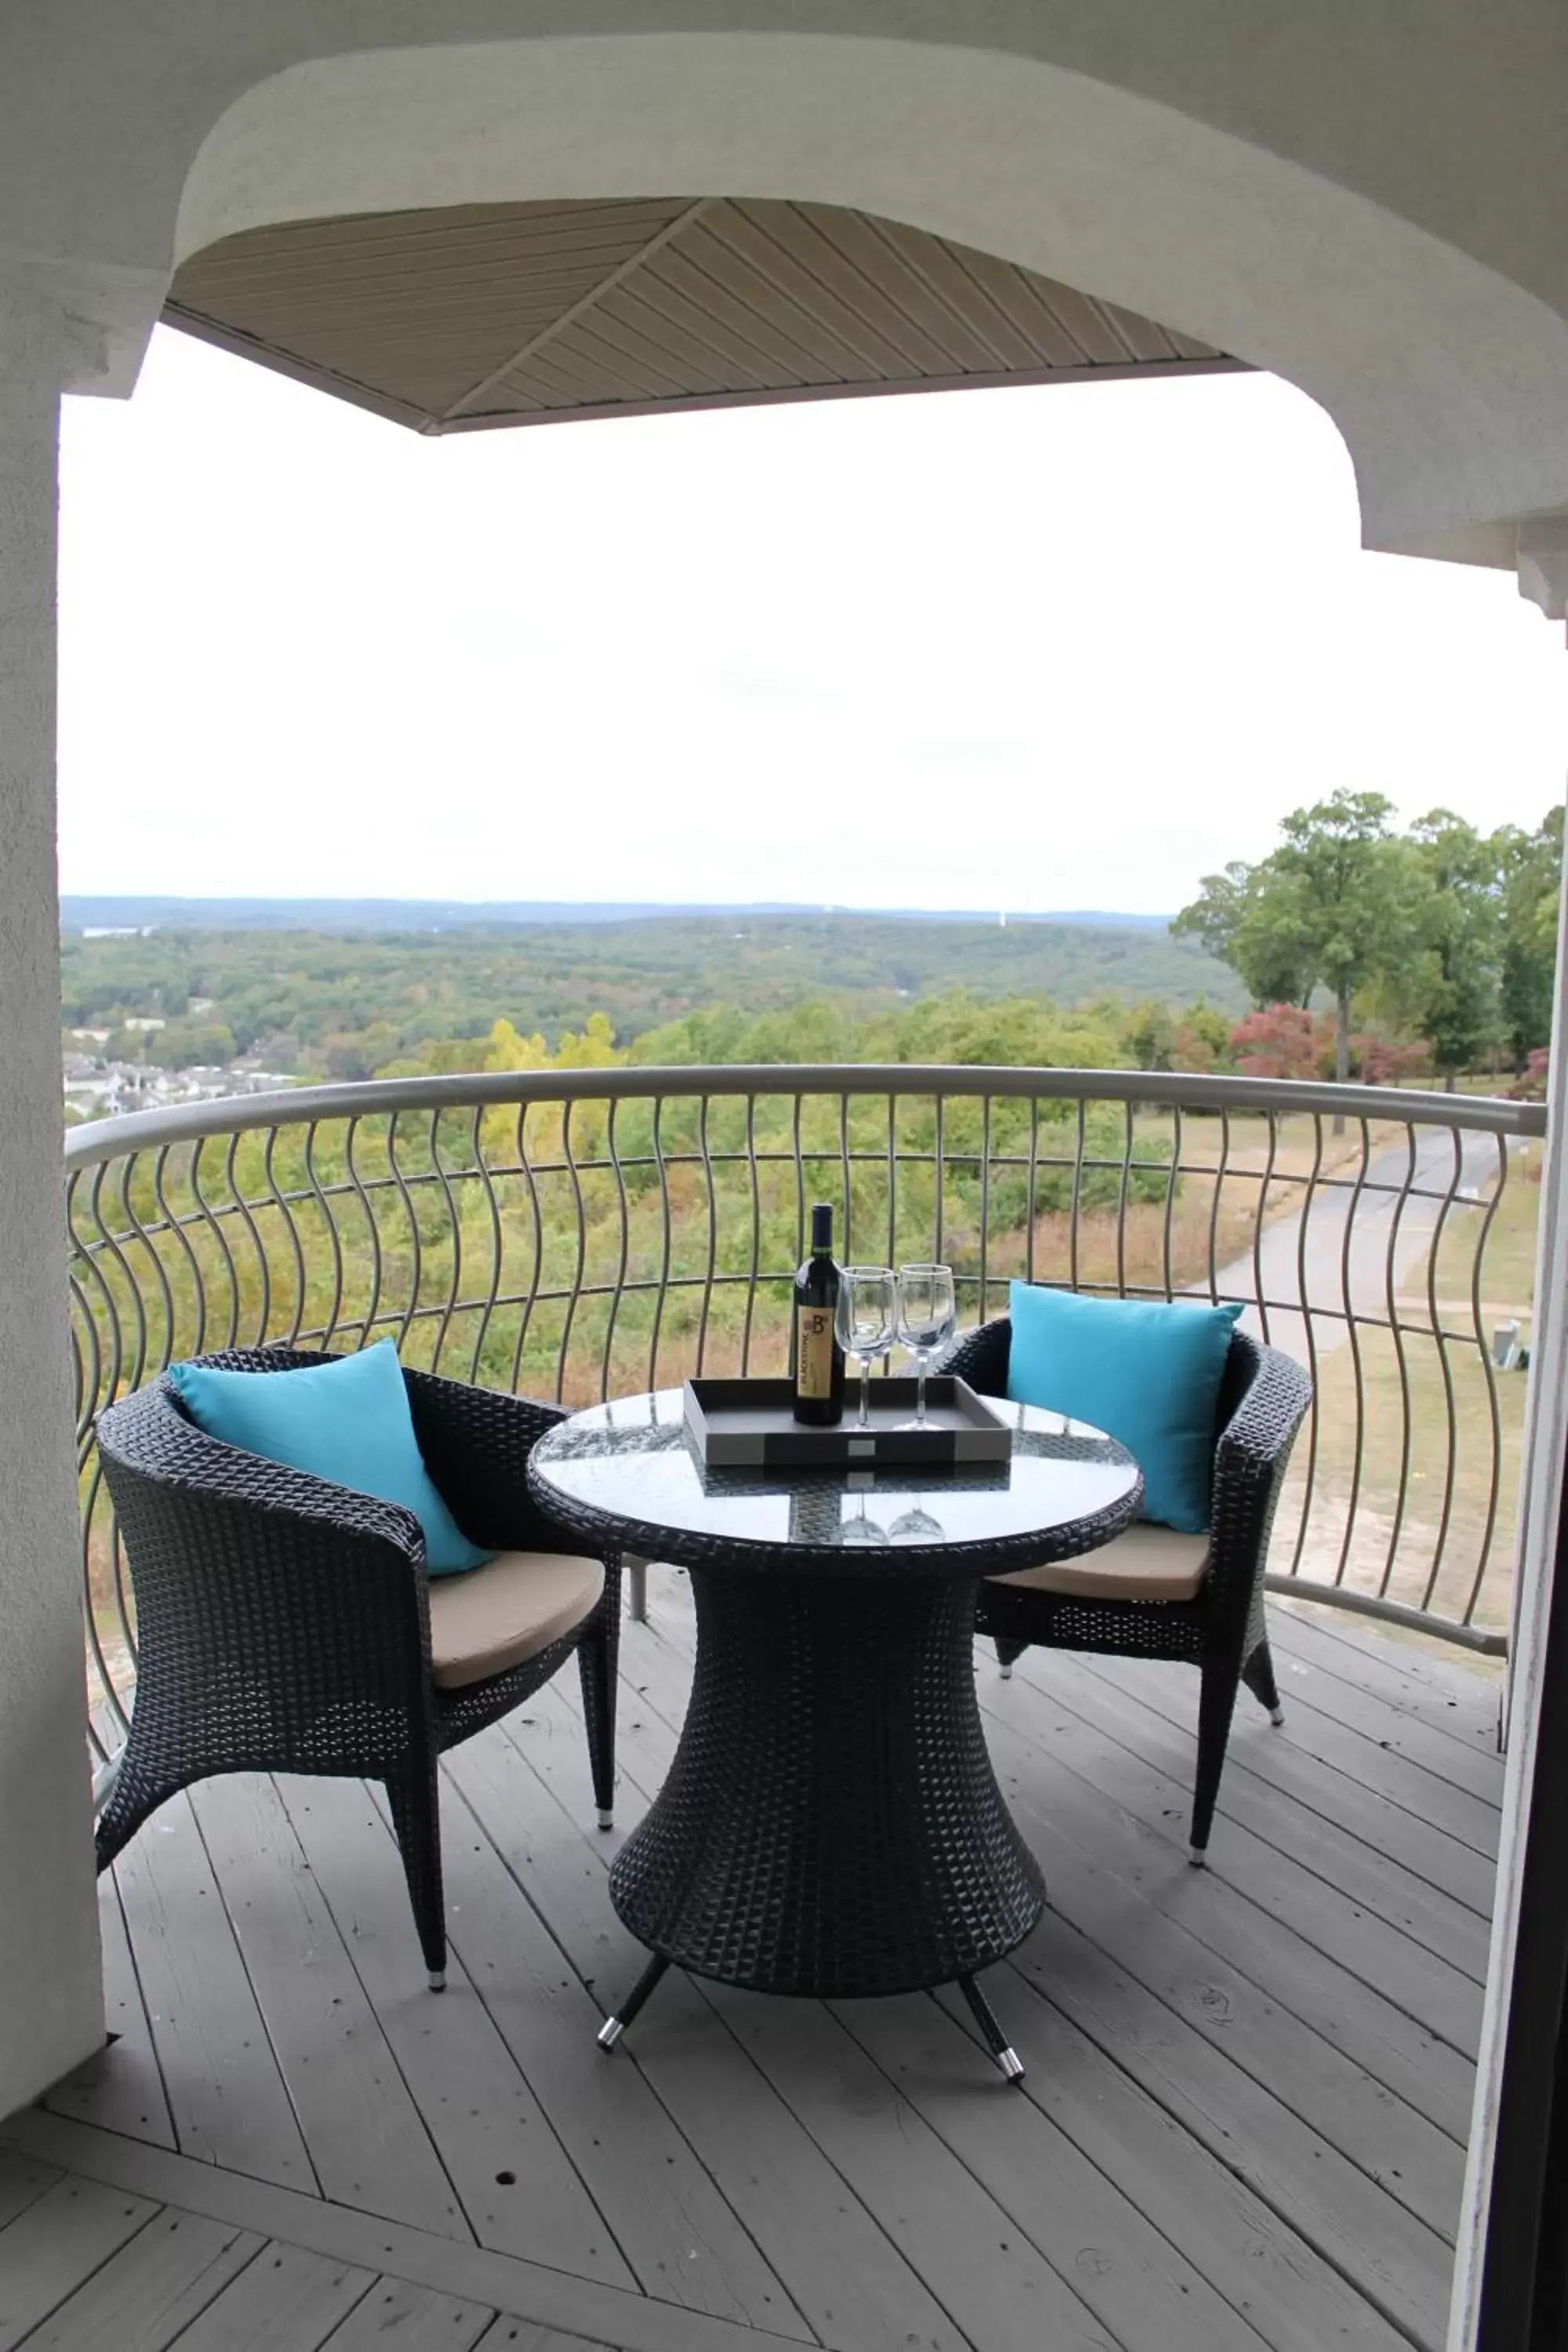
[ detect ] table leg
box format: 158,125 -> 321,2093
596,1951 -> 670,2051
956,1972 -> 1025,2084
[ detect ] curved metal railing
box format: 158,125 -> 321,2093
68,1064 -> 1547,1750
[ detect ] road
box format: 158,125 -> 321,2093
1203,1123 -> 1516,1370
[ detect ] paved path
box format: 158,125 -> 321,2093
1205,1124 -> 1516,1370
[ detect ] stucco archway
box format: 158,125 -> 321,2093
169,31 -> 1568,554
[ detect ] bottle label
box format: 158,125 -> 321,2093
797,1306 -> 835,1400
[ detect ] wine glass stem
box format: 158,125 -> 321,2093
858,1359 -> 871,1429
915,1356 -> 927,1427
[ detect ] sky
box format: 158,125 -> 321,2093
56,324 -> 1568,916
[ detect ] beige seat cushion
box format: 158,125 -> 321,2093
427,1550 -> 604,1691
989,1523 -> 1210,1605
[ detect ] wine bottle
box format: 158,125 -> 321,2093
793,1203 -> 844,1425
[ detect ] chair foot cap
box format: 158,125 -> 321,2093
597,1807 -> 615,1831
997,1662 -> 1013,1681
1188,1846 -> 1207,1869
1269,1706 -> 1286,1726
997,2046 -> 1025,2084
597,2016 -> 625,2052
427,1970 -> 446,1992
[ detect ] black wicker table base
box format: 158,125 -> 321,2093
596,1565 -> 1045,2079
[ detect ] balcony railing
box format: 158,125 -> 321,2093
67,1065 -> 1547,1759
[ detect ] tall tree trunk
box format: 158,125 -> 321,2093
1334,984 -> 1350,1135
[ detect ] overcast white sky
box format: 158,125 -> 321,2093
56,325 -> 1568,916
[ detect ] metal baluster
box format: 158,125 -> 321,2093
1377,1125 -> 1421,1600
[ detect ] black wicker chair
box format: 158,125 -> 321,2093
941,1316 -> 1312,1860
93,1347 -> 620,1987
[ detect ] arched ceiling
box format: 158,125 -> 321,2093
164,194 -> 1240,435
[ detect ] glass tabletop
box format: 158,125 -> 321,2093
529,1387 -> 1141,1566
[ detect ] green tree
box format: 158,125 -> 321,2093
1405,809 -> 1501,1087
1173,861 -> 1318,1008
1177,789 -> 1429,1130
1272,791 -> 1425,1088
1495,807 -> 1563,1070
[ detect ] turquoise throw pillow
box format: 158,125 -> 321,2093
1005,1282 -> 1243,1534
168,1341 -> 491,1574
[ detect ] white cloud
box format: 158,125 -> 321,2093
56,326 -> 1567,912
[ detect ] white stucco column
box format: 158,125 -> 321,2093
0,285 -> 104,2114
1449,557 -> 1568,2346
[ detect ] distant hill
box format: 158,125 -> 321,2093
60,906 -> 1244,1079
60,896 -> 1178,934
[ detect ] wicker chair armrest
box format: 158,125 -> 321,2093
401,1368 -> 583,1555
99,1388 -> 426,1567
1213,1343 -> 1313,1494
1204,1342 -> 1312,1617
96,1381 -> 437,1753
937,1316 -> 1013,1396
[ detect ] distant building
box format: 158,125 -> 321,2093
62,1047 -> 299,1125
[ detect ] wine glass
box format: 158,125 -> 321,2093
840,1486 -> 891,1546
835,1265 -> 897,1431
888,1502 -> 946,1542
895,1263 -> 957,1429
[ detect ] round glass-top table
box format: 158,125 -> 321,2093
528,1388 -> 1142,2081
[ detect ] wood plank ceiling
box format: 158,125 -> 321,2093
164,196 -> 1243,434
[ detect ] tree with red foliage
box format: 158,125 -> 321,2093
1230,1004 -> 1319,1081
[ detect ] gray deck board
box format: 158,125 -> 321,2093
1075,1651 -> 1498,1911
187,1772 -> 468,2240
32,1572 -> 1499,2352
314,2273 -> 494,2350
1017,1642 -> 1495,1980
270,1773 -> 630,2287
928,1973 -> 1415,2352
0,2113 -> 818,2352
442,1730 -> 833,2344
1269,1606 -> 1501,1751
994,1650 -> 1484,2053
470,2328 -> 615,2352
0,2151 -> 60,2236
108,1790 -> 317,2192
554,1646 -> 1439,2352
168,2240 -> 374,2349
516,1674 -> 1131,2352
424,1748 -> 826,2339
1007,1912 -> 1456,2348
0,2175 -> 157,2349
45,1873 -> 175,2148
978,1687 -> 1479,2125
643,1592 -> 1468,2225
17,2207 -> 260,2349
1252,1645 -> 1504,1808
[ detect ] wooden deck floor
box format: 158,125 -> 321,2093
2,1577 -> 1502,2352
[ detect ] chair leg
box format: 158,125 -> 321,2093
385,1755 -> 448,1988
1241,1637 -> 1286,1726
994,1635 -> 1025,1681
1190,1655 -> 1243,1864
93,1733 -> 173,1873
579,1588 -> 620,1831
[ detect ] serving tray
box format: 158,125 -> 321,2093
682,1376 -> 1011,1469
